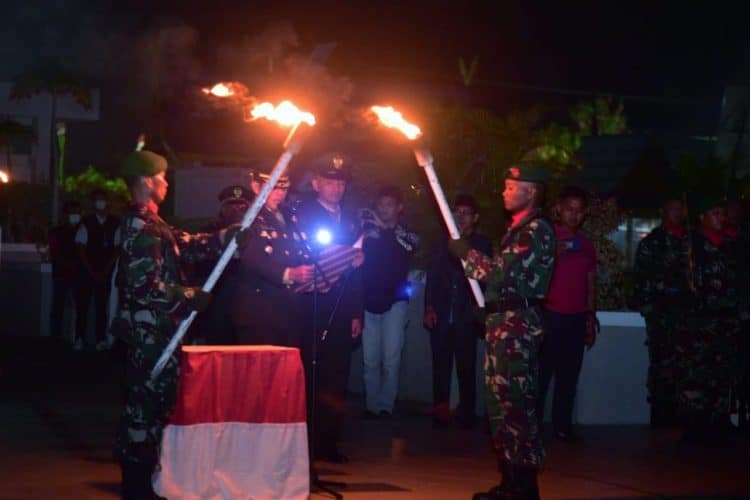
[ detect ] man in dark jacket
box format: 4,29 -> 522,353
424,194 -> 492,428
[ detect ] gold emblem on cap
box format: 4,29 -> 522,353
332,155 -> 344,170
509,167 -> 520,178
233,187 -> 243,198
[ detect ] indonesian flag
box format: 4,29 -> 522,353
154,346 -> 309,500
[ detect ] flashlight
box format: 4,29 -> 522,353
315,228 -> 333,246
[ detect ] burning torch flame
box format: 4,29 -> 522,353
0,170 -> 9,184
250,100 -> 316,127
370,105 -> 422,140
202,83 -> 235,97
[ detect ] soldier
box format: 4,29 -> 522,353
724,185 -> 750,429
450,164 -> 555,500
678,193 -> 740,445
634,193 -> 691,427
109,150 -> 242,499
294,155 -> 364,464
232,170 -> 314,348
192,184 -> 252,345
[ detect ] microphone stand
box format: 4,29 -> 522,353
287,209 -> 347,499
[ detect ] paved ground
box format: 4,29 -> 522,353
1,336 -> 749,499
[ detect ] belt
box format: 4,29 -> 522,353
485,296 -> 543,313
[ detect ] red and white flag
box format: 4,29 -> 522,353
154,346 -> 309,500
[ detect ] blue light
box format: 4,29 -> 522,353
315,228 -> 333,246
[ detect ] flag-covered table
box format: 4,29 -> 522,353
154,345 -> 309,500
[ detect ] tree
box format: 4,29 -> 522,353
11,59 -> 92,224
0,120 -> 36,177
570,96 -> 628,136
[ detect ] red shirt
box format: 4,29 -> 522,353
545,224 -> 597,314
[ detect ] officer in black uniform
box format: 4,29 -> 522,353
232,170 -> 314,348
294,155 -> 364,463
193,184 -> 252,345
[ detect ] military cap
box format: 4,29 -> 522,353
250,169 -> 291,189
505,163 -> 548,184
218,185 -> 251,205
454,193 -> 479,213
120,150 -> 167,177
314,154 -> 350,181
693,191 -> 726,215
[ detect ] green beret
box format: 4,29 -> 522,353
693,192 -> 726,215
505,164 -> 548,184
121,150 -> 168,178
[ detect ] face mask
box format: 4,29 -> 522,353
68,214 -> 81,225
95,200 -> 107,210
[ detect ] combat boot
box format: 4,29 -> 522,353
512,465 -> 540,500
471,462 -> 514,500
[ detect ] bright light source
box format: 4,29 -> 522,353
315,228 -> 333,246
0,170 -> 9,184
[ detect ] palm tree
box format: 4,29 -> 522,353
10,59 -> 91,224
0,120 -> 36,177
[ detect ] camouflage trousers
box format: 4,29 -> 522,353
676,315 -> 740,420
114,335 -> 180,466
484,309 -> 544,467
644,313 -> 681,409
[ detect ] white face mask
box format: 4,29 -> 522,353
68,214 -> 81,225
95,200 -> 107,210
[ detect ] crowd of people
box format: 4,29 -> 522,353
43,148 -> 747,500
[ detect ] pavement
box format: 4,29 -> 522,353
1,335 -> 749,499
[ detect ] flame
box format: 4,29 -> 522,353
370,105 -> 422,140
0,170 -> 9,183
202,82 -> 236,97
250,100 -> 316,127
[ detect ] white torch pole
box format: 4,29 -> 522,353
413,148 -> 485,308
150,123 -> 306,381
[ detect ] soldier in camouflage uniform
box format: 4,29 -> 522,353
677,193 -> 741,445
450,164 -> 555,500
725,186 -> 750,430
110,151 -> 239,499
634,195 -> 691,427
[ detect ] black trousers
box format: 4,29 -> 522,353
301,291 -> 353,457
50,281 -> 77,339
76,277 -> 109,343
430,320 -> 478,421
537,310 -> 587,433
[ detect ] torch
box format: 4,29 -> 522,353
150,99 -> 316,381
370,105 -> 485,308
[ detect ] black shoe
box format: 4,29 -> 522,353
379,410 -> 392,419
513,465 -> 540,500
362,410 -> 379,420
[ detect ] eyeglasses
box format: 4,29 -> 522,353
453,209 -> 475,217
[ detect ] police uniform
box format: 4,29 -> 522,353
294,159 -> 364,463
193,185 -> 252,345
110,151 -> 223,499
232,172 -> 310,348
452,164 -> 555,500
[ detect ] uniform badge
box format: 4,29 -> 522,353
509,167 -> 520,178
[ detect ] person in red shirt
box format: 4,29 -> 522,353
537,186 -> 597,442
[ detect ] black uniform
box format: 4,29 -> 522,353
425,231 -> 492,425
232,206 -> 310,348
294,197 -> 364,460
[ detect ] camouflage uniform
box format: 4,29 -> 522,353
463,209 -> 555,467
110,202 -> 222,467
677,230 -> 740,422
634,225 -> 691,420
724,227 -> 750,425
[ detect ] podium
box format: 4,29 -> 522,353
154,346 -> 309,500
